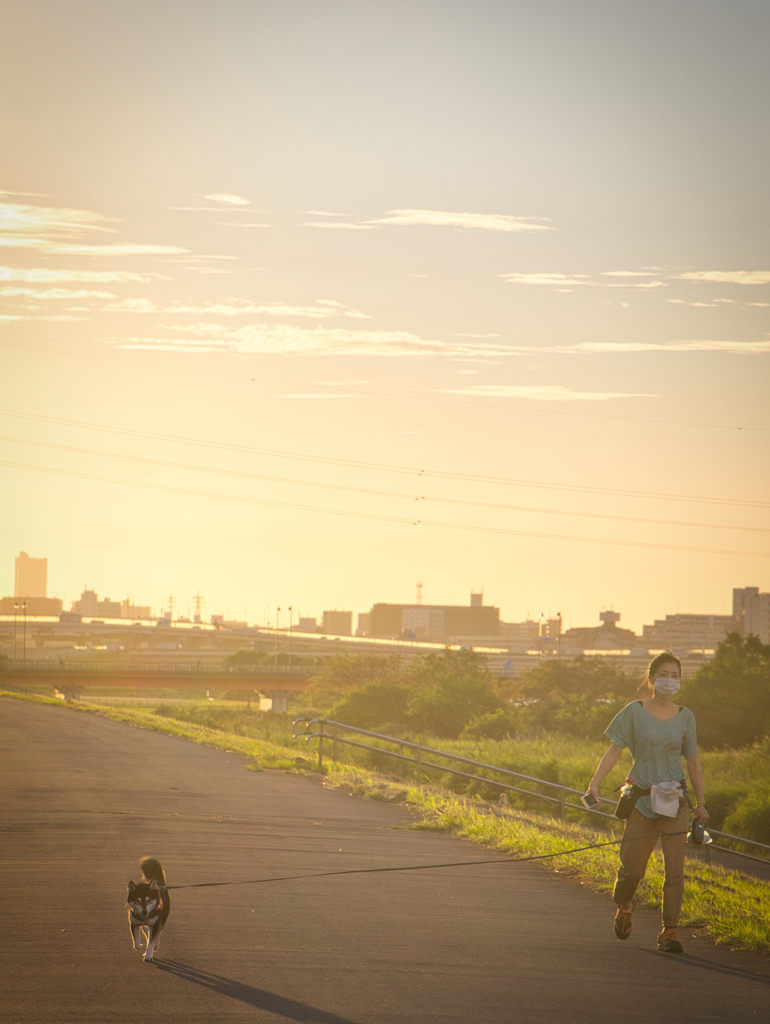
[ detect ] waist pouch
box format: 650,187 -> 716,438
615,780 -> 692,820
615,785 -> 650,820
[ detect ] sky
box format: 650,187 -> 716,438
1,0 -> 769,632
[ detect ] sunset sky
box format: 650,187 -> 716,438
1,0 -> 768,632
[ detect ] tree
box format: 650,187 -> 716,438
329,680 -> 412,732
515,655 -> 633,701
679,631 -> 770,749
301,654 -> 403,711
406,648 -> 503,738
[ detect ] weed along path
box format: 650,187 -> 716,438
2,699 -> 769,1024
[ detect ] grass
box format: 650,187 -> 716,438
4,689 -> 769,955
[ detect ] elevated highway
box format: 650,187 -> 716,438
1,663 -> 312,705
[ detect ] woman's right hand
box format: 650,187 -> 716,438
587,782 -> 600,802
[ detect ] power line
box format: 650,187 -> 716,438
1,408 -> 768,509
2,459 -> 768,559
1,434 -> 767,534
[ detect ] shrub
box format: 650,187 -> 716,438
723,786 -> 770,845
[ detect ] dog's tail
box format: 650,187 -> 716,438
139,857 -> 167,886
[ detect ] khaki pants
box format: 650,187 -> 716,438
613,801 -> 689,928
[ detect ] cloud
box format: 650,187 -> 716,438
679,271 -> 770,285
101,298 -> 372,319
108,323 -> 513,359
1,200 -> 118,238
500,272 -> 666,289
0,199 -> 189,257
201,193 -> 251,205
0,267 -> 167,283
500,272 -> 589,286
301,222 -> 374,230
436,384 -> 655,402
602,271 -> 656,277
0,189 -> 50,198
543,339 -> 770,355
306,210 -> 344,217
214,222 -> 270,228
0,287 -> 116,300
368,209 -> 551,232
668,300 -> 717,307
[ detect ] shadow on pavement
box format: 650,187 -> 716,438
155,959 -> 363,1023
639,949 -> 770,985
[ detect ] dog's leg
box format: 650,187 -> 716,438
129,914 -> 144,951
143,926 -> 156,963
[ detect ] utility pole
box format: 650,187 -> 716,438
288,605 -> 293,672
22,600 -> 27,671
274,606 -> 281,671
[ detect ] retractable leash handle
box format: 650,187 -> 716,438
688,818 -> 713,846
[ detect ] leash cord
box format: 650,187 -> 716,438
166,829 -> 693,891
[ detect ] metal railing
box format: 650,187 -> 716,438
293,718 -> 770,867
1,660 -> 311,675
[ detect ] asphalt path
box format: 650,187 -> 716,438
2,698 -> 768,1024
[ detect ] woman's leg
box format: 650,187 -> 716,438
659,802 -> 689,927
614,809 -> 660,906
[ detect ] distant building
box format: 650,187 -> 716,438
71,588 -> 122,618
641,613 -> 735,650
121,598 -> 153,620
368,593 -> 500,641
322,610 -> 353,636
297,616 -> 318,633
15,551 -> 48,598
0,596 -> 62,616
562,610 -> 638,650
733,586 -> 770,643
355,612 -> 370,636
500,619 -> 540,646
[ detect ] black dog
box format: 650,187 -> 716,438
126,857 -> 170,962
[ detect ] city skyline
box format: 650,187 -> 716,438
1,548 -> 765,638
1,2 -> 768,633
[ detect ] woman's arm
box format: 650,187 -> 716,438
686,756 -> 709,822
588,743 -> 624,798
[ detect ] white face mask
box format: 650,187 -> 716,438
654,677 -> 681,698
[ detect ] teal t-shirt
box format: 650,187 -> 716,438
605,700 -> 698,819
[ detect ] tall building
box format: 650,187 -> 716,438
15,552 -> 47,597
322,610 -> 353,635
369,593 -> 500,641
641,613 -> 735,650
734,586 -> 770,644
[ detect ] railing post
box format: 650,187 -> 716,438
559,787 -> 566,820
399,743 -> 404,776
318,723 -> 324,772
416,745 -> 422,785
333,723 -> 338,763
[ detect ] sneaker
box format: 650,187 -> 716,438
657,927 -> 683,953
613,898 -> 635,940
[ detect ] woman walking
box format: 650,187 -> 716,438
587,651 -> 708,953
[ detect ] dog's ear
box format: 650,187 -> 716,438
127,880 -> 137,893
150,878 -> 159,890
